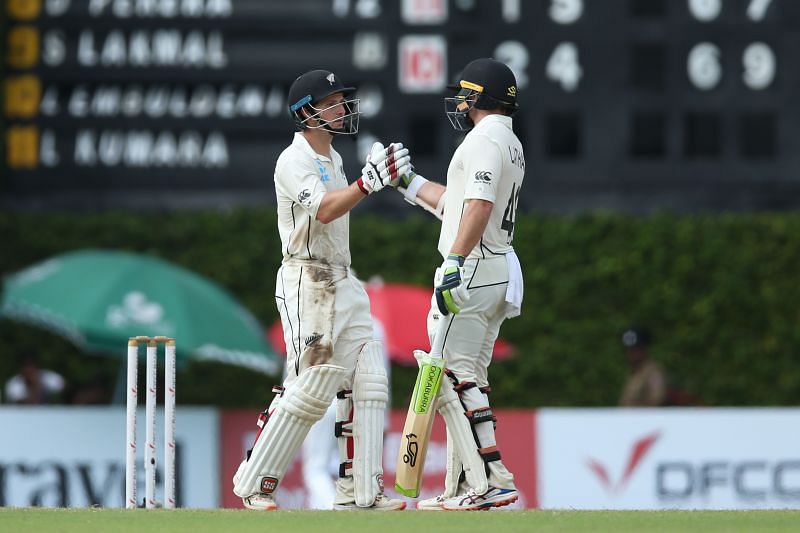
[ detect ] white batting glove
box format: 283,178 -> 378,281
357,142 -> 411,195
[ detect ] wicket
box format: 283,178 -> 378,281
125,335 -> 177,509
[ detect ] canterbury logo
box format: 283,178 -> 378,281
326,73 -> 336,85
297,189 -> 311,203
474,171 -> 492,183
304,333 -> 323,347
403,433 -> 419,467
507,85 -> 517,97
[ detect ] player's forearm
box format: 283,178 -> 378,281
449,199 -> 493,257
416,181 -> 446,209
315,183 -> 366,224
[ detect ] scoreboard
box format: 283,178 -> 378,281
2,0 -> 800,212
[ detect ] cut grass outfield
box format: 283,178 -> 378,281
1,509 -> 799,533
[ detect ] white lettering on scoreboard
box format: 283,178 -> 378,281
73,129 -> 229,168
41,84 -> 285,119
72,29 -> 228,68
83,0 -> 233,19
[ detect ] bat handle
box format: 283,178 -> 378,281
429,313 -> 453,359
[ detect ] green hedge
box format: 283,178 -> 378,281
2,210 -> 800,408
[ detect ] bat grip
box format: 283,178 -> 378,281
429,313 -> 452,359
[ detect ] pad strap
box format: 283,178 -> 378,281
454,381 -> 478,394
335,388 -> 354,481
479,446 -> 502,463
444,369 -> 478,395
465,407 -> 496,427
335,420 -> 353,437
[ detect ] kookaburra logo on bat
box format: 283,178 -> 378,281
403,433 -> 419,467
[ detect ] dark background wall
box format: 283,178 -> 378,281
4,0 -> 800,212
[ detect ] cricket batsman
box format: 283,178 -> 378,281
232,69 -> 408,511
394,58 -> 525,510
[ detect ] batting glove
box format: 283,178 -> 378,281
357,142 -> 410,194
435,254 -> 469,315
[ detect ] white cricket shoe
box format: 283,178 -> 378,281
333,493 -> 406,511
416,494 -> 447,511
242,493 -> 278,511
440,487 -> 518,511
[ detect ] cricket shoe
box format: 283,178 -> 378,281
416,494 -> 447,511
333,493 -> 406,511
441,487 -> 518,511
242,493 -> 278,511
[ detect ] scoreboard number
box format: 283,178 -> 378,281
549,0 -> 583,25
746,0 -> 773,21
493,41 -> 529,89
690,0 -> 773,22
688,0 -> 722,22
546,42 -> 582,92
687,42 -> 721,91
742,42 -> 775,90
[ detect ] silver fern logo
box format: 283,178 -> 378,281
304,332 -> 323,347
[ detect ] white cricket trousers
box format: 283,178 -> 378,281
275,259 -> 373,389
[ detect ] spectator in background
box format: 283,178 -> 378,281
4,354 -> 65,404
70,371 -> 111,405
619,327 -> 667,407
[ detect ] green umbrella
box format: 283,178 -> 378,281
1,249 -> 280,375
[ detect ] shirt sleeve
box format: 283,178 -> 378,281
274,154 -> 327,219
462,133 -> 504,204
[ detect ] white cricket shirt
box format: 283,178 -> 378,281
274,132 -> 352,267
438,114 -> 526,260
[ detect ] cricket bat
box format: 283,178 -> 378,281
394,315 -> 451,497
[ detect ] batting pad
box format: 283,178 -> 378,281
233,364 -> 346,498
458,385 -> 516,489
352,341 -> 389,506
437,377 -> 489,495
443,425 -> 464,498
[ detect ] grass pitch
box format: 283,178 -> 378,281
1,509 -> 799,533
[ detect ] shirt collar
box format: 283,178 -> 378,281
473,113 -> 513,132
292,132 -> 333,163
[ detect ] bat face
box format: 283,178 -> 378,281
395,356 -> 444,497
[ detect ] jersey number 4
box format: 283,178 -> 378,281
501,183 -> 521,244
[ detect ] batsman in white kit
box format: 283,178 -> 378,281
394,58 -> 525,510
232,69 -> 409,511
